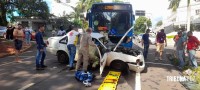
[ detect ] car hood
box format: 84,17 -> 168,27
91,33 -> 104,39
48,33 -> 104,40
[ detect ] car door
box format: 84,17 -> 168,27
100,52 -> 108,76
58,36 -> 69,55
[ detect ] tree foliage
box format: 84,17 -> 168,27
0,0 -> 50,26
134,16 -> 152,33
17,1 -> 50,19
156,20 -> 163,27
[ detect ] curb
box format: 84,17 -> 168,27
0,44 -> 34,58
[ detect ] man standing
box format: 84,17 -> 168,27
57,26 -> 66,36
76,28 -> 95,72
67,27 -> 79,70
175,31 -> 186,70
13,24 -> 24,62
141,29 -> 150,60
155,29 -> 167,60
187,31 -> 200,68
35,25 -> 47,70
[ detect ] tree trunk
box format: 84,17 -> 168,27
186,3 -> 191,32
0,4 -> 8,26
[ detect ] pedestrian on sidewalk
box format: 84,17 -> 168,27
24,27 -> 32,45
186,31 -> 200,68
155,29 -> 167,60
175,31 -> 186,70
13,24 -> 24,62
141,29 -> 151,60
67,26 -> 80,70
35,25 -> 47,70
76,28 -> 96,72
6,25 -> 14,40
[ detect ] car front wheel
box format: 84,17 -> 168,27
110,60 -> 127,71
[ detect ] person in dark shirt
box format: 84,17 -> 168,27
142,29 -> 150,60
35,25 -> 47,70
66,25 -> 74,33
155,29 -> 167,60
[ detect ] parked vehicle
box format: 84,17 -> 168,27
0,26 -> 7,38
137,33 -> 156,45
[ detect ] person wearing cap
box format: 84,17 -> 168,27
75,28 -> 96,72
175,31 -> 186,70
141,29 -> 151,60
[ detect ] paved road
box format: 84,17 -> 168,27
0,45 -> 135,90
0,39 -> 190,90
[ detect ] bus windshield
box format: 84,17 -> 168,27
92,11 -> 131,35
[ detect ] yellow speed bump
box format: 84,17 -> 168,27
98,71 -> 121,90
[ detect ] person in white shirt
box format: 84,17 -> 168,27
57,26 -> 66,36
67,27 -> 80,70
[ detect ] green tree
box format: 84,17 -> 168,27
56,0 -> 103,27
0,0 -> 50,26
134,16 -> 152,33
168,0 -> 191,31
17,1 -> 50,20
156,20 -> 163,27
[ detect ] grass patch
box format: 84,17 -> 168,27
166,35 -> 175,39
190,67 -> 200,84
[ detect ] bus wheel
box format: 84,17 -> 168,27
57,51 -> 69,64
110,60 -> 127,71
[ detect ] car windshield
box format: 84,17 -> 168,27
92,12 -> 131,35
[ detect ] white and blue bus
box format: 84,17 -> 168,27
86,3 -> 135,48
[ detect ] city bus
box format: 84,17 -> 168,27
86,3 -> 135,49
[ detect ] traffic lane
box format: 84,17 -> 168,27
0,46 -> 137,90
26,68 -> 135,90
0,46 -> 67,90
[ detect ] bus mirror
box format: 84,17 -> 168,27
133,15 -> 135,20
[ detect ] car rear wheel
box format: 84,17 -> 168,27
110,60 -> 127,71
57,51 -> 69,64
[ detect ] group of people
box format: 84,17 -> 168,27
6,25 -> 32,45
141,28 -> 200,70
142,29 -> 167,61
35,24 -> 96,72
66,26 -> 96,72
174,30 -> 200,69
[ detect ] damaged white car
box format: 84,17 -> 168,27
47,27 -> 145,75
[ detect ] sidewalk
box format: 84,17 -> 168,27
132,39 -> 187,90
0,39 -> 33,58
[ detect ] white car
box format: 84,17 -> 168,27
0,26 -> 7,38
46,33 -> 145,75
137,33 -> 156,45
